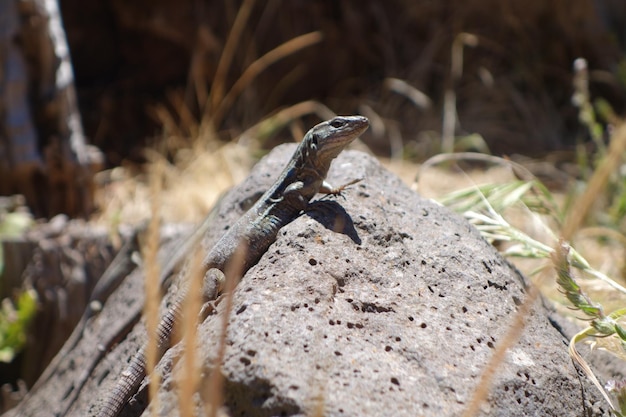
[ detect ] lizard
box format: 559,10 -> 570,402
94,115 -> 369,417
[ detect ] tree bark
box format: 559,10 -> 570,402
0,0 -> 102,218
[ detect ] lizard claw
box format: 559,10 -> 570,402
320,178 -> 363,200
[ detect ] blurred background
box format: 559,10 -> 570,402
3,0 -> 626,218
66,0 -> 626,158
64,0 -> 625,157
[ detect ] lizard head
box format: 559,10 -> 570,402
311,115 -> 369,163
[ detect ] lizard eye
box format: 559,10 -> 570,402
330,119 -> 346,129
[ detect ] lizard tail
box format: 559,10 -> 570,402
96,300 -> 181,417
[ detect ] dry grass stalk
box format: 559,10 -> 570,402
420,152 -> 536,182
177,248 -> 205,417
201,243 -> 247,417
383,78 -> 432,110
209,31 -> 324,128
462,285 -> 539,417
167,89 -> 202,142
561,122 -> 626,241
208,0 -> 257,112
442,33 -> 478,154
143,162 -> 164,417
238,100 -> 335,145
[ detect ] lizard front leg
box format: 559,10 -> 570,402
320,178 -> 363,197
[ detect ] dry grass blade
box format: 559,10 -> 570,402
210,31 -> 324,127
383,78 -> 432,109
188,25 -> 220,111
573,58 -> 606,153
208,0 -> 257,112
202,242 -> 247,417
177,248 -> 204,417
569,336 -> 617,412
238,100 -> 335,145
143,163 -> 164,416
167,89 -> 201,140
561,122 -> 626,241
435,172 -> 546,416
442,33 -> 479,153
150,103 -> 185,141
420,152 -> 536,182
462,284 -> 540,417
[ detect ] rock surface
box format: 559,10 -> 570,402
4,146 -> 611,417
147,147 -> 609,416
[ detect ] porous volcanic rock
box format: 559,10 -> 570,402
144,146 -> 608,417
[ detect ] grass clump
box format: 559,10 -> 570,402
429,118 -> 626,414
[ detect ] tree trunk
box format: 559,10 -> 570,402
0,0 -> 102,218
